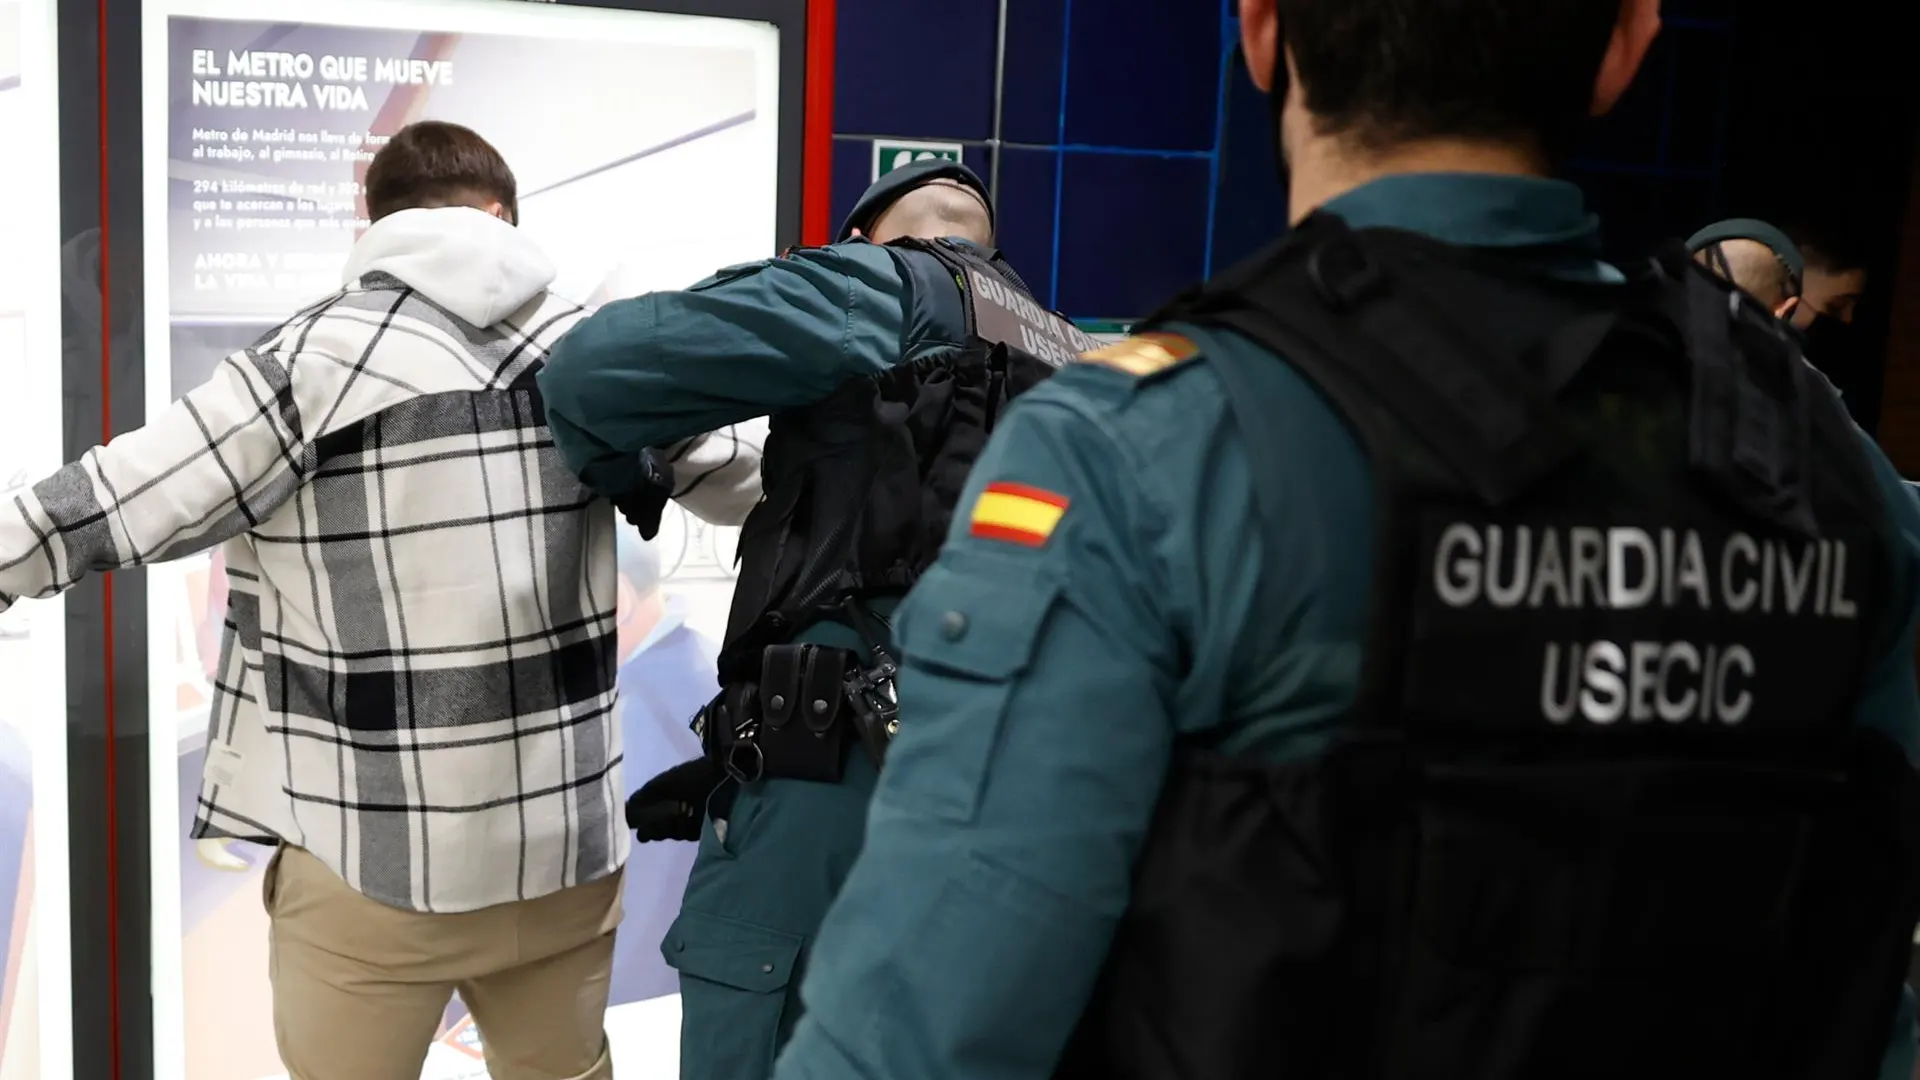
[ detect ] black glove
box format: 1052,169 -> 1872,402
611,448 -> 674,540
625,756 -> 722,843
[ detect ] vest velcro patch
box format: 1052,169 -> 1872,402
969,482 -> 1070,548
1078,333 -> 1200,377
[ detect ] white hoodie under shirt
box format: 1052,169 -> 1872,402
0,207 -> 761,912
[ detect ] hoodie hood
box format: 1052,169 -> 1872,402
342,206 -> 556,327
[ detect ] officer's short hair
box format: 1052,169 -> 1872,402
1278,0 -> 1623,154
364,120 -> 518,224
873,180 -> 995,245
1785,222 -> 1869,276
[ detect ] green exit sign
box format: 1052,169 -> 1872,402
871,140 -> 965,181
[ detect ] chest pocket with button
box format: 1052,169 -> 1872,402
887,559 -> 1063,825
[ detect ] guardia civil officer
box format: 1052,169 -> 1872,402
537,160 -> 1092,1080
1687,218 -> 1806,322
770,2 -> 1920,1079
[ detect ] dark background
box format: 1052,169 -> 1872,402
827,0 -> 1915,433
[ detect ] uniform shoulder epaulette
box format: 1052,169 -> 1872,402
1076,332 -> 1202,378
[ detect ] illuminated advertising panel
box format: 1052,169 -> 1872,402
0,1 -> 73,1076
140,1 -> 776,1074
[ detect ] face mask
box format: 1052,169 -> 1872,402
1796,310 -> 1885,432
1799,311 -> 1863,373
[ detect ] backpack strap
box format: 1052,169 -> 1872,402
1168,215 -> 1581,509
1155,216 -> 1573,731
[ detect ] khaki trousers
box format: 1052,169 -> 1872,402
265,845 -> 623,1080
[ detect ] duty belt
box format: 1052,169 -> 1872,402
692,640 -> 899,786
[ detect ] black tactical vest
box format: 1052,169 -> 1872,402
703,238 -> 1093,780
1058,215 -> 1920,1080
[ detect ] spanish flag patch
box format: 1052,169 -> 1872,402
969,482 -> 1071,548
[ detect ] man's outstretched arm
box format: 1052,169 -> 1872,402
0,333 -> 344,612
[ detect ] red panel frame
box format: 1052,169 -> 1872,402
94,1 -> 125,1075
802,0 -> 836,246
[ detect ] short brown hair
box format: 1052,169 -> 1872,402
1279,0 -> 1621,154
363,121 -> 518,224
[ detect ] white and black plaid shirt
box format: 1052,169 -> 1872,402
0,210 -> 760,913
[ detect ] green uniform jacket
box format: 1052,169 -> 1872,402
539,241 -> 967,494
771,174 -> 1920,1080
537,237 -> 993,1080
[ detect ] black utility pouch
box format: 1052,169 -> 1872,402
756,644 -> 850,784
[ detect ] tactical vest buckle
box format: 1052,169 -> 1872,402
696,683 -> 764,785
724,737 -> 765,786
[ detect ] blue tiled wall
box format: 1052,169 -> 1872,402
1567,4 -> 1737,262
831,1 -> 1737,319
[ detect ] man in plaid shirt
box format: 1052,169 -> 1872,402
0,121 -> 759,1080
